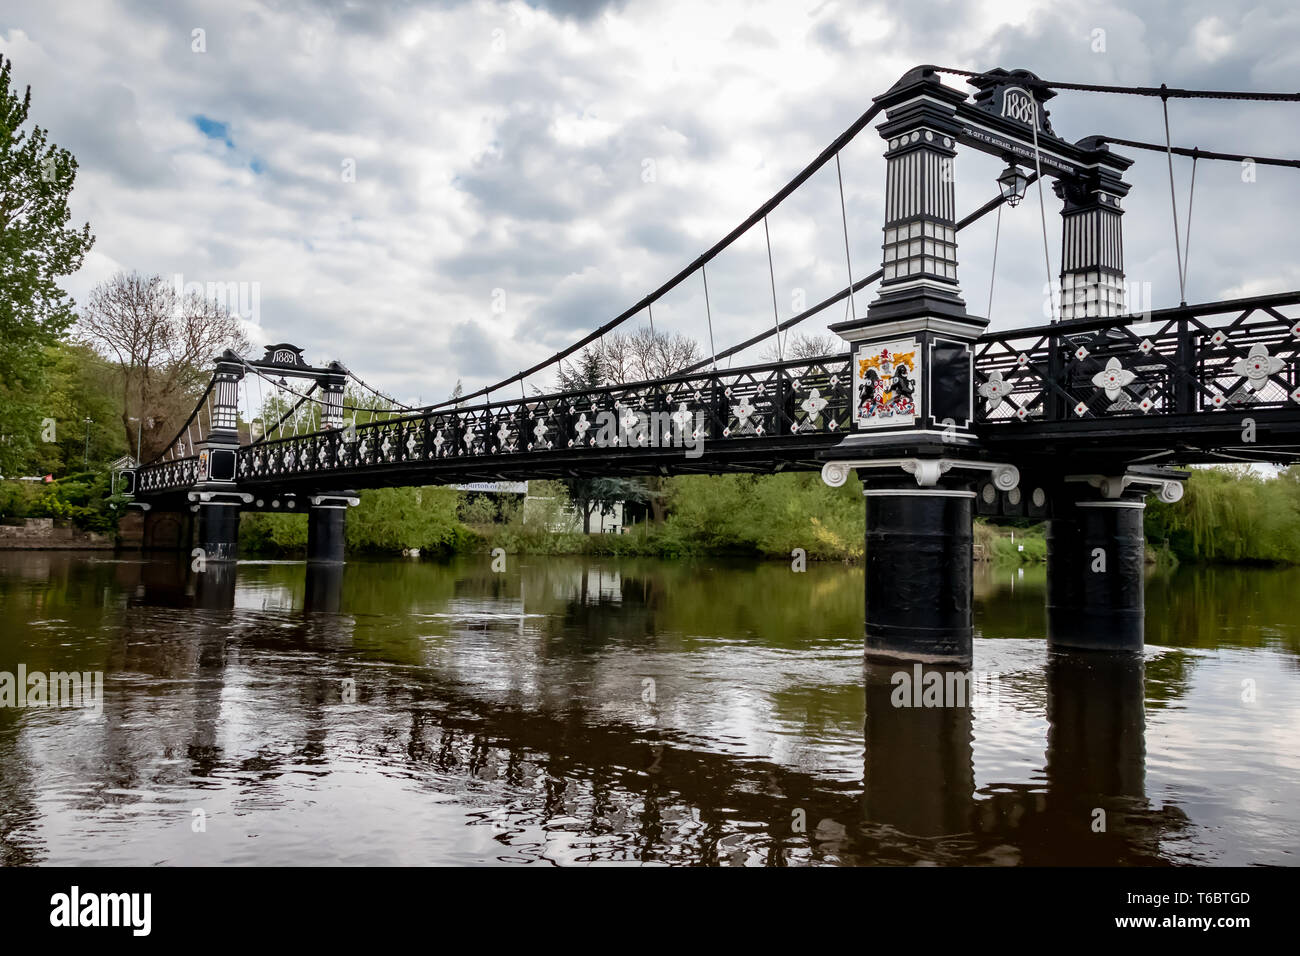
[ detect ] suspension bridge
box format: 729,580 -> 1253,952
121,65 -> 1300,660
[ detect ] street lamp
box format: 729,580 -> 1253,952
128,416 -> 142,466
997,164 -> 1029,207
82,417 -> 93,470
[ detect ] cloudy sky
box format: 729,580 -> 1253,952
2,0 -> 1298,404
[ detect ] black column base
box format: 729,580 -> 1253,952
194,561 -> 237,609
307,495 -> 352,564
1047,496 -> 1146,652
196,499 -> 242,563
305,561 -> 345,611
864,483 -> 974,662
863,662 -> 974,836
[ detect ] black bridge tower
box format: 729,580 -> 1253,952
822,66 -> 1178,660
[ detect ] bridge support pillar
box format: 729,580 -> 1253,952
192,492 -> 250,563
307,493 -> 359,564
824,459 -> 1019,663
1046,474 -> 1184,652
865,481 -> 976,662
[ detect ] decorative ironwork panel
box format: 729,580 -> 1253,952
975,294 -> 1300,425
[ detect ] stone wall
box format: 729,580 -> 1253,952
0,518 -> 114,550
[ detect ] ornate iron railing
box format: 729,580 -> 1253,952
135,455 -> 200,494
974,292 -> 1300,425
130,292 -> 1300,495
134,356 -> 852,491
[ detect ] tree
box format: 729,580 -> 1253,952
0,55 -> 95,476
553,329 -> 702,525
40,341 -> 129,473
557,328 -> 701,390
565,476 -> 650,534
78,271 -> 250,462
760,331 -> 844,363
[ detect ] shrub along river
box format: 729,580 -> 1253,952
0,551 -> 1296,865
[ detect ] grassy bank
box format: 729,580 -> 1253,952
221,466 -> 1300,567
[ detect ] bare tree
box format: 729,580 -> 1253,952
78,271 -> 250,462
557,327 -> 702,390
550,327 -> 701,525
760,331 -> 845,363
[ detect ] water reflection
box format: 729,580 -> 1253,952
0,553 -> 1295,865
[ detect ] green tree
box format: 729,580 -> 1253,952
0,55 -> 95,476
564,476 -> 649,534
41,340 -> 129,473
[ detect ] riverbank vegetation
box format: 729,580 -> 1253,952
231,466 -> 1300,567
1145,466 -> 1300,564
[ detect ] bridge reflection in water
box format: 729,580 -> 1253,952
15,553 -> 1298,865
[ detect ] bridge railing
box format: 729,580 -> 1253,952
233,354 -> 853,483
973,292 -> 1300,425
134,455 -> 200,494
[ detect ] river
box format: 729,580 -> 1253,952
1,551 -> 1297,866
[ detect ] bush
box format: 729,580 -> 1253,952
240,485 -> 464,556
1145,466 -> 1300,564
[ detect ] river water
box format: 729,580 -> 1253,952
0,551 -> 1296,866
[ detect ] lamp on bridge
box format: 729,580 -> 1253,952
997,164 -> 1028,207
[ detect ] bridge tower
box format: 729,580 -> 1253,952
191,350 -> 251,563
823,66 -> 1165,659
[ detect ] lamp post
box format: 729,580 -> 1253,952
129,416 -> 142,466
997,164 -> 1029,207
82,417 -> 93,470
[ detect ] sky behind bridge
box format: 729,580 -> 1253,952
2,0 -> 1298,404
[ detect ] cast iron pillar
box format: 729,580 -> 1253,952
195,498 -> 243,563
307,493 -> 359,564
320,362 -> 348,430
863,661 -> 974,836
820,68 -> 1019,662
865,478 -> 975,660
1054,140 -> 1133,320
824,459 -> 1019,662
1046,473 -> 1184,651
189,350 -> 250,563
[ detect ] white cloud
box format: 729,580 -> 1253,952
1,0 -> 1296,403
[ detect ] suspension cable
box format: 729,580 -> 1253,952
677,174 -> 1038,374
1160,89 -> 1187,306
928,66 -> 1300,101
344,368 -> 415,411
420,101 -> 888,410
415,67 -> 1297,414
141,376 -> 218,465
835,152 -> 856,322
1030,101 -> 1056,321
702,264 -> 717,369
1096,136 -> 1300,168
1182,152 -> 1198,298
987,204 -> 1002,320
763,215 -> 782,361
